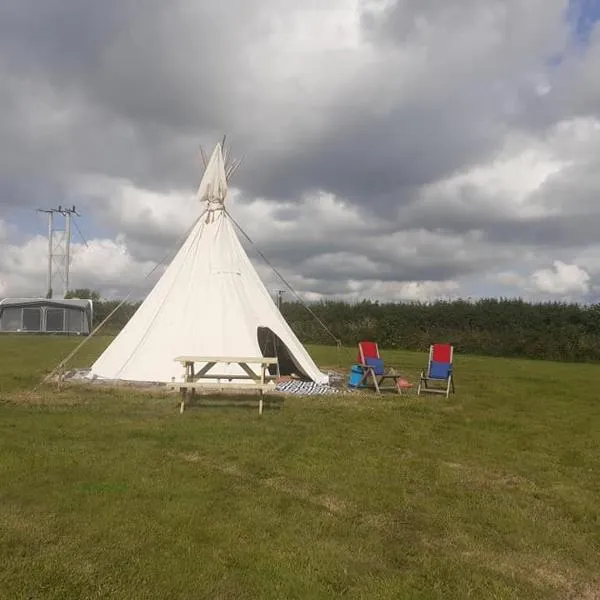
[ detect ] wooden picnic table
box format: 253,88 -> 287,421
167,356 -> 279,414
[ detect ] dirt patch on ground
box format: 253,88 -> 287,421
1,389 -> 87,406
263,475 -> 352,516
178,452 -> 367,519
423,532 -> 597,598
570,583 -> 600,599
442,460 -> 537,491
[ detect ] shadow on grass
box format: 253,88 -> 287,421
183,395 -> 286,412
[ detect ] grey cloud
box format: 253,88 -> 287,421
0,0 -> 559,206
291,255 -> 482,284
483,213 -> 600,247
243,228 -> 519,285
0,1 -> 262,198
240,102 -> 504,211
1,0 -> 600,302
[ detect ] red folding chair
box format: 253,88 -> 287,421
417,344 -> 455,398
356,341 -> 411,394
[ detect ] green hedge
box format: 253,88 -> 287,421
280,299 -> 600,363
91,297 -> 600,363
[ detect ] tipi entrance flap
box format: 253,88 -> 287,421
257,326 -> 311,379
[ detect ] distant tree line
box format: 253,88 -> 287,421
280,299 -> 600,363
67,289 -> 600,362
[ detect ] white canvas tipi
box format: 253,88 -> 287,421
89,143 -> 328,385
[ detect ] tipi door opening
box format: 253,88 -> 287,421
257,326 -> 308,380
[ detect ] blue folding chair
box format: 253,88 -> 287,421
417,343 -> 455,398
351,341 -> 409,394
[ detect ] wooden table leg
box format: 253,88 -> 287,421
190,363 -> 196,401
259,365 -> 264,416
179,387 -> 186,414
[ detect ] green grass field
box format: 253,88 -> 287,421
1,335 -> 599,599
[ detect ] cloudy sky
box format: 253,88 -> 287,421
1,0 -> 600,303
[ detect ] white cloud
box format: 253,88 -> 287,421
415,123 -> 587,223
436,148 -> 566,219
530,260 -> 590,296
0,233 -> 158,300
490,270 -> 527,288
69,238 -> 160,298
283,278 -> 460,303
368,279 -> 461,302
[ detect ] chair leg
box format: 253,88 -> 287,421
396,377 -> 402,395
371,369 -> 380,394
357,371 -> 369,388
445,375 -> 455,398
356,367 -> 378,392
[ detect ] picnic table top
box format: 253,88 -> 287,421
174,355 -> 279,365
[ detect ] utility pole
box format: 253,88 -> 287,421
275,289 -> 285,310
36,206 -> 79,299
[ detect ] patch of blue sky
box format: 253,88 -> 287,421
567,0 -> 600,45
546,1 -> 599,69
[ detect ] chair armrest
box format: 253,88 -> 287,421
359,363 -> 377,370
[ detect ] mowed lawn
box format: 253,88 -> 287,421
1,336 -> 599,599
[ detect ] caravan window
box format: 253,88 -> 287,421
46,308 -> 65,332
0,307 -> 21,331
22,307 -> 42,331
65,308 -> 83,333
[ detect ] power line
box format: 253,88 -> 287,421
73,217 -> 89,247
226,208 -> 341,348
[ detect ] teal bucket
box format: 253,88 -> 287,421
348,364 -> 364,387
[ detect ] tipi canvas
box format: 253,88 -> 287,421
89,143 -> 328,385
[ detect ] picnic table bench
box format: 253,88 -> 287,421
166,356 -> 279,414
